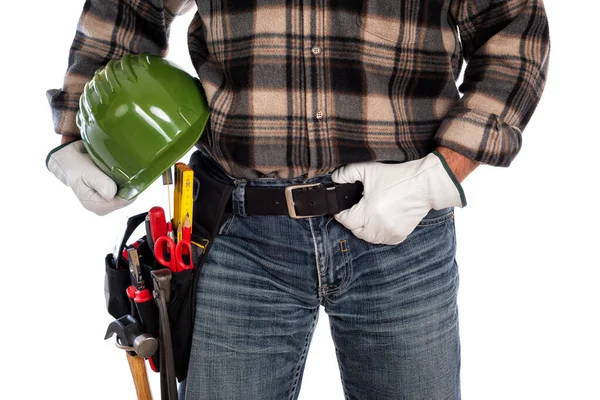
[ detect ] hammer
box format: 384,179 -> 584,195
127,352 -> 153,400
105,315 -> 158,399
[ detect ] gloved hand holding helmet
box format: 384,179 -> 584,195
46,53 -> 210,215
46,140 -> 133,216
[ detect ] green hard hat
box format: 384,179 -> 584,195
76,53 -> 209,200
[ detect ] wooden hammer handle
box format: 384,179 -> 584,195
126,353 -> 153,400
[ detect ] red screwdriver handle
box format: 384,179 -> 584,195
148,207 -> 167,243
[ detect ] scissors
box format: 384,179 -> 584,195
154,235 -> 193,273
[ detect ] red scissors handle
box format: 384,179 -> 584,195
154,236 -> 193,272
154,236 -> 176,272
175,240 -> 193,271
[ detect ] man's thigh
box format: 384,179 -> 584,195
326,208 -> 461,400
183,215 -> 321,400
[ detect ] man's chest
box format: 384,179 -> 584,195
193,0 -> 451,44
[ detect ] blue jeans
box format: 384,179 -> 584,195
182,174 -> 461,400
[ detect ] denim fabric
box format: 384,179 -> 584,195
182,174 -> 460,400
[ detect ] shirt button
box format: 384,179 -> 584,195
311,46 -> 322,55
316,111 -> 324,120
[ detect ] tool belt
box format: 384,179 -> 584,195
104,150 -> 235,388
190,151 -> 363,220
103,150 -> 362,398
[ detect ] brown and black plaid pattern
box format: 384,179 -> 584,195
48,0 -> 550,178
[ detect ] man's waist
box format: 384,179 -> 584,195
190,150 -> 363,219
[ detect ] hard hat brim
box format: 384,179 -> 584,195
115,114 -> 209,200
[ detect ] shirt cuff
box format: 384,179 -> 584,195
433,105 -> 523,167
46,89 -> 82,137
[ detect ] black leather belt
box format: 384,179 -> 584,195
241,182 -> 364,218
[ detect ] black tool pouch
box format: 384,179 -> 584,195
104,212 -> 161,371
104,212 -> 149,320
103,150 -> 235,383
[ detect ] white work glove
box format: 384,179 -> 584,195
46,140 -> 134,216
332,152 -> 466,245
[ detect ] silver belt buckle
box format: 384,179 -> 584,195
284,183 -> 322,219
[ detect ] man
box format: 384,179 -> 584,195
47,1 -> 550,399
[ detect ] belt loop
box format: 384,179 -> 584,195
232,180 -> 247,216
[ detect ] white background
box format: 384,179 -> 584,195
1,1 -> 598,399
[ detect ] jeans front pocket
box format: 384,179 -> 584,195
417,207 -> 454,227
217,213 -> 236,236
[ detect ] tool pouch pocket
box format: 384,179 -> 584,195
104,254 -> 133,319
104,212 -> 162,369
150,230 -> 209,381
166,252 -> 199,382
104,212 -> 150,320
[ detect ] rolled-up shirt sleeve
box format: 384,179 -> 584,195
47,0 -> 195,137
434,0 -> 550,166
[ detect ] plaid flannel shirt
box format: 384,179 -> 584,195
47,0 -> 550,179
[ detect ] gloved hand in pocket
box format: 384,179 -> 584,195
46,139 -> 134,216
332,151 -> 467,245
